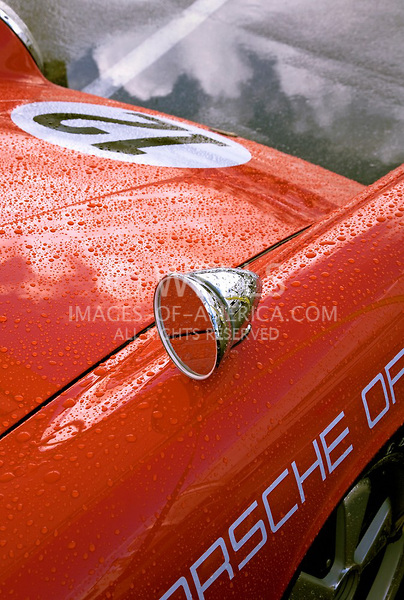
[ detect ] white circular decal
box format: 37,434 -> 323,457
11,101 -> 251,169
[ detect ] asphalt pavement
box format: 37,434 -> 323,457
7,0 -> 404,184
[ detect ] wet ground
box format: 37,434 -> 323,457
7,0 -> 404,184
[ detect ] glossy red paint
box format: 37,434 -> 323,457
0,20 -> 42,82
0,18 -> 403,600
0,19 -> 363,433
0,163 -> 403,598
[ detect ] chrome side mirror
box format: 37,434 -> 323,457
153,268 -> 261,380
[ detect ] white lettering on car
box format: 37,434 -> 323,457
228,501 -> 268,571
362,373 -> 390,429
385,347 -> 404,405
362,347 -> 404,429
319,411 -> 353,473
190,537 -> 234,600
160,577 -> 193,600
291,439 -> 327,503
160,348 -> 403,598
262,468 -> 298,533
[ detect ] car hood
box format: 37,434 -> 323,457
0,53 -> 363,434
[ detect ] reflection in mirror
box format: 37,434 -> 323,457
157,276 -> 218,379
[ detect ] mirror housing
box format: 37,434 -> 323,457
154,268 -> 261,380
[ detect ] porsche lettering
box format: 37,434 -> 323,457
161,347 -> 404,599
362,347 -> 404,429
160,410 -> 353,599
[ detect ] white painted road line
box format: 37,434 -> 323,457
82,0 -> 230,98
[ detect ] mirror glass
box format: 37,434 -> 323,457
156,276 -> 217,378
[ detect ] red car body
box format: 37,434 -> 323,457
0,18 -> 403,600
